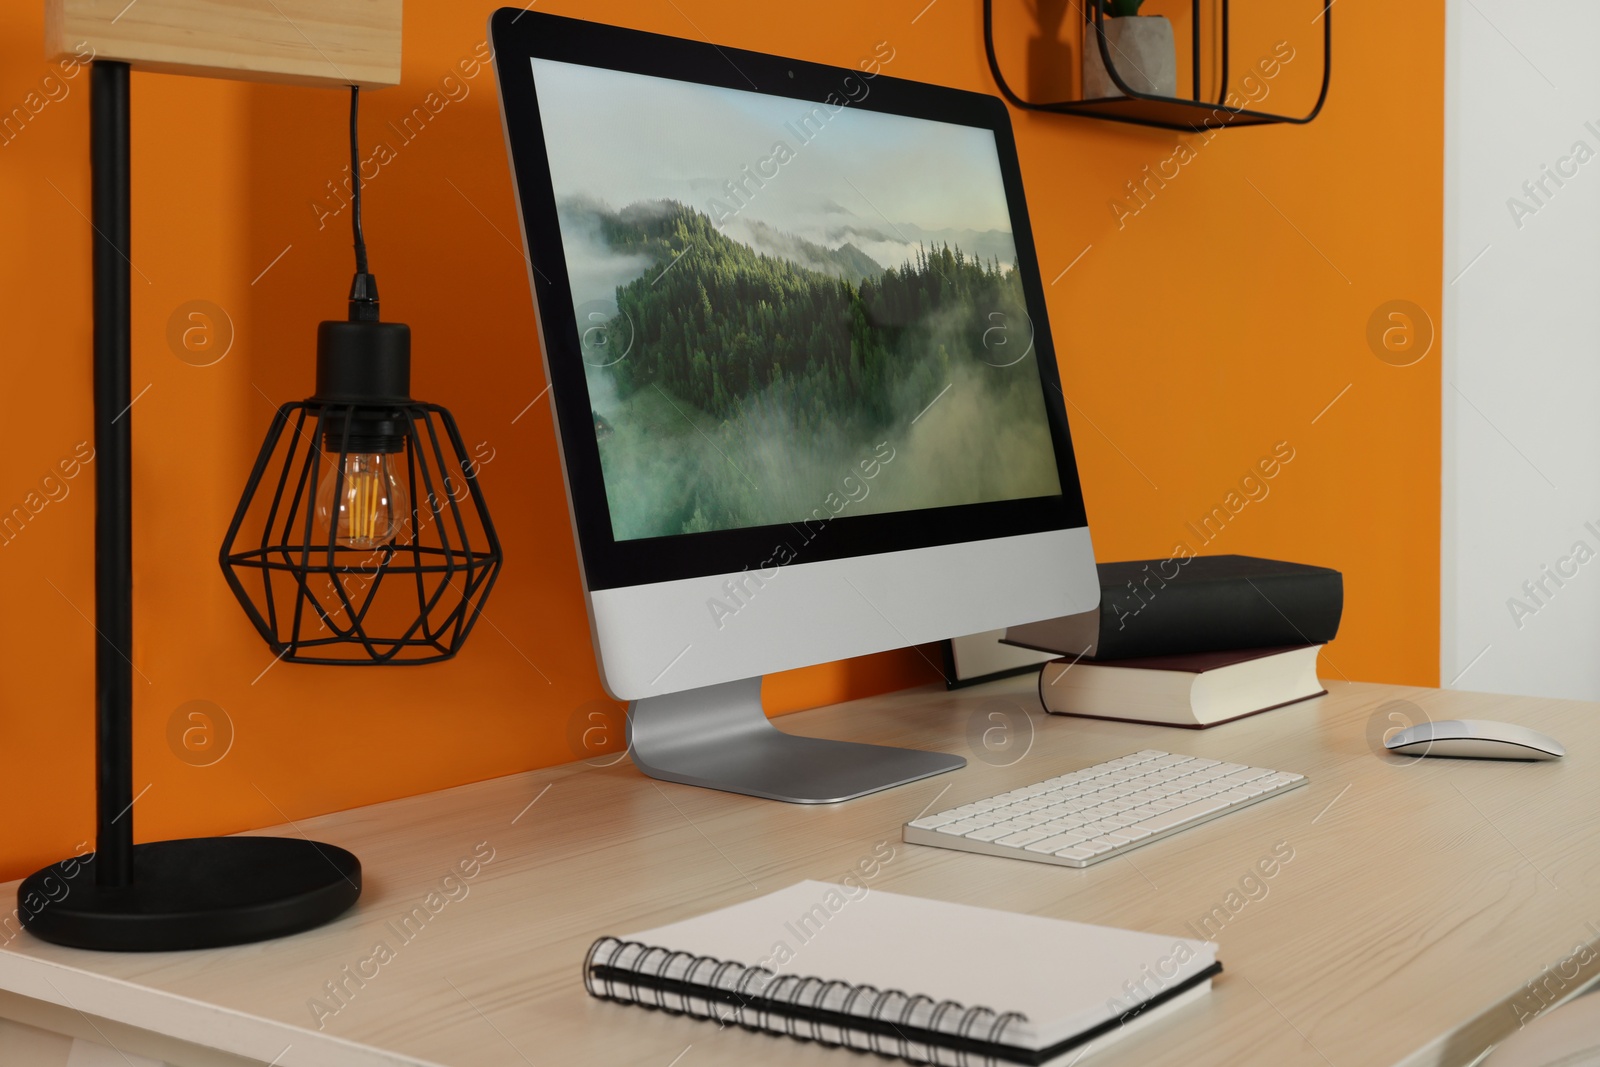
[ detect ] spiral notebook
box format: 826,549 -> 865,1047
583,881 -> 1219,1065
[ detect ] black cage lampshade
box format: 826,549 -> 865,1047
221,85 -> 501,666
220,317 -> 503,665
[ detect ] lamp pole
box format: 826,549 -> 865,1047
89,59 -> 135,890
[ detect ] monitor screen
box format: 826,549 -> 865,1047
531,58 -> 1064,543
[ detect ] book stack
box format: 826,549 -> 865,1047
1005,555 -> 1343,728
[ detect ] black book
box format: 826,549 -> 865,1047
1005,555 -> 1342,662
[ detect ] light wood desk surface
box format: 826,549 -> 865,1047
3,677 -> 1599,1067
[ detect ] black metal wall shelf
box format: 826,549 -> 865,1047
982,0 -> 1331,132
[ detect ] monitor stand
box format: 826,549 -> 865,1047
627,677 -> 965,803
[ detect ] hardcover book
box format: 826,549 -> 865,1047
1038,645 -> 1326,728
1006,555 -> 1342,662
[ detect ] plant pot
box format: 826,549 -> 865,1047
1082,15 -> 1177,99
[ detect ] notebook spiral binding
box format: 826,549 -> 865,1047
584,936 -> 1029,1066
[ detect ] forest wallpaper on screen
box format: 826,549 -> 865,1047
567,198 -> 1062,541
535,59 -> 1063,542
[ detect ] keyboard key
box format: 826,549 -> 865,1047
907,813 -> 959,830
935,818 -> 990,835
1130,797 -> 1233,833
1025,832 -> 1088,853
1055,847 -> 1095,861
965,825 -> 1016,842
996,831 -> 1050,847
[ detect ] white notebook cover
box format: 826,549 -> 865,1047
617,880 -> 1216,1051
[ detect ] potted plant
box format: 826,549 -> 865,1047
1082,0 -> 1178,99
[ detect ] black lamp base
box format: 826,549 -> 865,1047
19,837 -> 361,951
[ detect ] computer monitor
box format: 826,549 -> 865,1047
491,10 -> 1100,802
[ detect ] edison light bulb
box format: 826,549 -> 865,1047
316,452 -> 410,549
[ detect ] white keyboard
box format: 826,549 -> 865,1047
903,750 -> 1306,868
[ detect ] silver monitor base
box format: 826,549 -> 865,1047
627,677 -> 965,804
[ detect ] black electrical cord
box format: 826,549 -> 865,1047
350,84 -> 368,275
347,84 -> 379,321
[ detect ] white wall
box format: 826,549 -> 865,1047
1444,0 -> 1600,699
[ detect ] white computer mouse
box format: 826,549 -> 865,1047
1384,718 -> 1565,761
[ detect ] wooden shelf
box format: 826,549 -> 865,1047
45,0 -> 403,88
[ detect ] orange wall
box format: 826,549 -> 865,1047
0,1 -> 1442,882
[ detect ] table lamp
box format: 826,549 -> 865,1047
19,0 -> 404,952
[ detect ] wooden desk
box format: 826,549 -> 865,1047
3,678 -> 1599,1067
